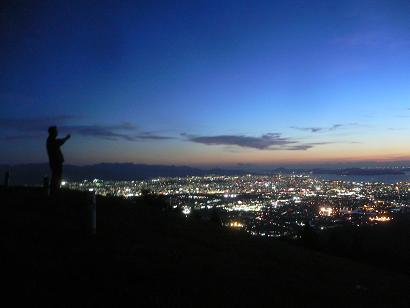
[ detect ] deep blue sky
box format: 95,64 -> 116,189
1,0 -> 410,166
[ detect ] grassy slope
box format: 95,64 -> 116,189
1,187 -> 409,307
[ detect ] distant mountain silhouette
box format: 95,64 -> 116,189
272,167 -> 406,176
0,163 -> 247,185
311,167 -> 405,176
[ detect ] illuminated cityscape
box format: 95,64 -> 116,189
2,1 -> 410,305
64,174 -> 410,238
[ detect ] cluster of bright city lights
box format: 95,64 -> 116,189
63,174 -> 409,238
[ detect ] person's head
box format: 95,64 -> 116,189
48,126 -> 58,138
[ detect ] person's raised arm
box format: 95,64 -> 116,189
56,134 -> 71,146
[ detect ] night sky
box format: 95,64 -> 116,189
1,1 -> 410,167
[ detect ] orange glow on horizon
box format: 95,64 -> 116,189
68,140 -> 410,166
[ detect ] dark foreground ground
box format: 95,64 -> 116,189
1,187 -> 409,307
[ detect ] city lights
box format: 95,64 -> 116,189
369,216 -> 392,222
182,207 -> 191,215
62,174 -> 409,238
319,207 -> 333,217
229,221 -> 244,228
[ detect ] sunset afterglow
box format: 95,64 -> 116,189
1,1 -> 409,167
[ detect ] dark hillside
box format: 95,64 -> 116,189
308,219 -> 410,275
1,187 -> 409,307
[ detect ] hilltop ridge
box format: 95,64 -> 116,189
1,187 -> 409,307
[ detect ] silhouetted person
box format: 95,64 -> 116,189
47,126 -> 70,196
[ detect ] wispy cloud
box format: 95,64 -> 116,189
290,124 -> 345,133
285,142 -> 332,151
183,133 -> 331,151
62,125 -> 174,141
133,132 -> 174,140
290,127 -> 323,133
0,115 -> 173,141
183,133 -> 295,150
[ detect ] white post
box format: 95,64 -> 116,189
88,190 -> 96,235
